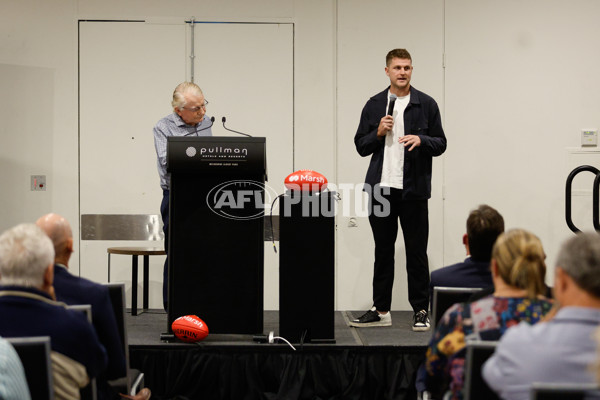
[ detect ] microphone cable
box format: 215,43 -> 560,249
269,193 -> 285,253
221,116 -> 252,137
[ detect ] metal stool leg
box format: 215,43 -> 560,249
143,255 -> 149,311
131,255 -> 138,316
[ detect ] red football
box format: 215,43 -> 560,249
171,315 -> 209,343
284,169 -> 328,192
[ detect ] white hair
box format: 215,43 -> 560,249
171,82 -> 204,110
0,223 -> 54,287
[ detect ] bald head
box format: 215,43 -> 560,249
36,213 -> 73,266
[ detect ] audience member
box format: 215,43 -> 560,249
36,213 -> 132,400
483,232 -> 600,400
418,204 -> 504,394
423,229 -> 553,400
597,328 -> 600,383
0,335 -> 31,400
429,204 -> 504,301
0,223 -> 107,400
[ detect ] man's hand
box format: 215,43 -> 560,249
398,134 -> 421,151
377,115 -> 394,137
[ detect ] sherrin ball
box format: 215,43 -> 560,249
171,315 -> 209,343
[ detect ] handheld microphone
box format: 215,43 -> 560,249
387,94 -> 397,116
184,116 -> 214,136
222,116 -> 252,137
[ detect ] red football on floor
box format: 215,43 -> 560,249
284,169 -> 328,192
171,315 -> 209,343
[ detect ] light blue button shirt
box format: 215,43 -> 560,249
153,112 -> 213,190
483,307 -> 600,400
0,336 -> 31,400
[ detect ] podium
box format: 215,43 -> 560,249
279,191 -> 336,343
166,137 -> 266,334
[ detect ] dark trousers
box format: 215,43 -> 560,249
368,187 -> 430,312
160,189 -> 169,310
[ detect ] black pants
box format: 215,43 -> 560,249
160,189 -> 169,310
368,187 -> 429,312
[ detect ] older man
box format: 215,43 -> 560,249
483,232 -> 600,400
0,223 -> 107,400
36,213 -> 133,400
153,82 -> 213,309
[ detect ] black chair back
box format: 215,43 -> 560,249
530,382 -> 600,400
66,304 -> 96,400
66,304 -> 92,322
463,341 -> 500,400
431,286 -> 483,330
105,282 -> 144,396
7,336 -> 54,400
105,283 -> 128,353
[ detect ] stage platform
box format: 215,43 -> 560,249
126,310 -> 430,400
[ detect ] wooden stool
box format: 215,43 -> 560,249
107,247 -> 166,316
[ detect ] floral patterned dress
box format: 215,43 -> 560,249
424,295 -> 553,400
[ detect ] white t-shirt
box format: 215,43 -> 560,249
380,92 -> 410,189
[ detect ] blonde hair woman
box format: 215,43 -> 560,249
423,229 -> 553,400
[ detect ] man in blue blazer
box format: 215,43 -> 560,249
429,204 -> 505,302
36,213 -> 131,400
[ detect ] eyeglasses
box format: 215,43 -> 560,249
182,100 -> 209,112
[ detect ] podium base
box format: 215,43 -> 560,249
306,338 -> 336,344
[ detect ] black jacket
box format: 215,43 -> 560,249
354,86 -> 447,200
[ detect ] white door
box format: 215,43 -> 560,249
79,20 -> 293,309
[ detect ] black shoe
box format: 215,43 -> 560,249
412,310 -> 430,332
349,307 -> 392,327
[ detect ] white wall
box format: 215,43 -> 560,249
0,0 -> 79,269
1,0 -> 598,310
444,0 -> 600,285
336,0 -> 445,311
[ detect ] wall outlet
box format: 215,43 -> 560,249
581,129 -> 598,147
31,175 -> 46,191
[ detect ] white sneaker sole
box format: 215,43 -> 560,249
412,324 -> 431,332
349,320 -> 392,328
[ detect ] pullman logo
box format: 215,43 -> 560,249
185,147 -> 197,157
206,180 -> 278,220
199,146 -> 248,158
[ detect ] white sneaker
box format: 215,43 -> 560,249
412,310 -> 430,332
349,307 -> 392,327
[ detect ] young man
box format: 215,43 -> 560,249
353,48 -> 447,330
